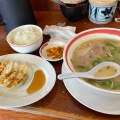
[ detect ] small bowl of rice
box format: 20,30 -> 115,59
7,24 -> 43,53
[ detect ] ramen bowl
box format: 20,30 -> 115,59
63,28 -> 120,95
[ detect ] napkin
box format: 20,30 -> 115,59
43,23 -> 76,42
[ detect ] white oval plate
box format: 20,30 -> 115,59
0,54 -> 56,108
39,40 -> 66,62
62,63 -> 120,115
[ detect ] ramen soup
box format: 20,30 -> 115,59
71,38 -> 120,90
94,66 -> 117,78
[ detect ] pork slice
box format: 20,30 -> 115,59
71,54 -> 90,67
90,42 -> 103,56
73,47 -> 90,58
71,42 -> 104,67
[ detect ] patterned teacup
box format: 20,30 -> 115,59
88,0 -> 118,24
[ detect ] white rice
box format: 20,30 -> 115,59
14,27 -> 40,45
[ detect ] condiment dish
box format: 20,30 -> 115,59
39,40 -> 66,62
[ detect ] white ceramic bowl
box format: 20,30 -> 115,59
40,40 -> 66,62
7,25 -> 43,53
63,28 -> 120,95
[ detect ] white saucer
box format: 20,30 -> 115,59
62,63 -> 120,115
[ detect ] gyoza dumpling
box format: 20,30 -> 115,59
0,60 -> 11,73
7,64 -> 28,88
0,60 -> 13,79
0,62 -> 18,85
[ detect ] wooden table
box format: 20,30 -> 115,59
0,10 -> 120,120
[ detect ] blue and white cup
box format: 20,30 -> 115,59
88,1 -> 118,24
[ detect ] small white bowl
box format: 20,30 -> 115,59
39,40 -> 66,62
7,25 -> 43,53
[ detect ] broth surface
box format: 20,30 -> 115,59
94,66 -> 117,78
71,38 -> 120,90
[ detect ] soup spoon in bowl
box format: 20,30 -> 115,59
58,62 -> 120,80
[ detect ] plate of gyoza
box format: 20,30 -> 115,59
0,54 -> 56,108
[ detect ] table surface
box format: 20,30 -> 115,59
0,10 -> 120,120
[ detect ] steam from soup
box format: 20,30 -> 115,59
71,38 -> 120,90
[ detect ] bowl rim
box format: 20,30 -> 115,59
63,27 -> 120,94
7,24 -> 43,47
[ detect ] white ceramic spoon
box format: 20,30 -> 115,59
58,62 -> 120,80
